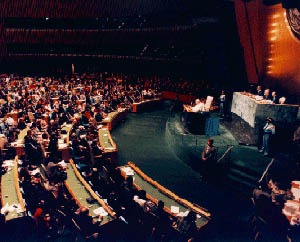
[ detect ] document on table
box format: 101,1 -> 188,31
178,210 -> 189,217
93,207 -> 108,217
171,206 -> 179,214
121,167 -> 134,176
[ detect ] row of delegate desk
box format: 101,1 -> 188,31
1,130 -> 28,224
0,107 -> 128,224
1,96 -> 212,233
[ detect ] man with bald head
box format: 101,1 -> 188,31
191,98 -> 205,113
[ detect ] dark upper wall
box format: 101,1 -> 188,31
0,0 -> 190,18
234,0 -> 300,99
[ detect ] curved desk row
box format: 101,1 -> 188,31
11,128 -> 29,157
65,159 -> 116,224
1,156 -> 26,222
120,162 -> 211,229
1,128 -> 29,222
101,108 -> 128,131
98,128 -> 118,164
131,98 -> 163,113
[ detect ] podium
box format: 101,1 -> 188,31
183,112 -> 219,136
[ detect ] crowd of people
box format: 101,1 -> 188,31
0,72 -> 299,241
0,72 -> 214,241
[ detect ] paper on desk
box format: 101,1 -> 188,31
291,187 -> 300,201
58,160 -> 67,168
59,144 -> 67,149
105,147 -> 115,150
93,207 -> 108,217
178,210 -> 189,217
13,204 -> 23,213
30,168 -> 40,176
171,206 -> 179,214
1,203 -> 9,214
2,160 -> 14,167
122,167 -> 134,176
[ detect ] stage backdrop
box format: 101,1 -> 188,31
234,0 -> 300,97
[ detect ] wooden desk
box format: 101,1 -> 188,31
65,159 -> 116,224
231,92 -> 299,128
11,128 -> 29,156
231,92 -> 299,144
131,98 -> 162,113
1,156 -> 26,222
98,128 -> 118,164
101,108 -> 128,131
120,162 -> 211,230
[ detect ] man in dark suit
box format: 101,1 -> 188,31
202,139 -> 217,163
271,91 -> 279,104
263,89 -> 272,100
257,86 -> 263,96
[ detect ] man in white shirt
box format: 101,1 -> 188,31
191,99 -> 205,113
259,117 -> 275,156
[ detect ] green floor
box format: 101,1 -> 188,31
4,103 -> 280,241
111,103 -> 274,241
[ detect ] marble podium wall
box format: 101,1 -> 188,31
231,92 -> 299,144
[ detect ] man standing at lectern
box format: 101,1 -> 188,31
202,139 -> 216,163
259,117 -> 275,156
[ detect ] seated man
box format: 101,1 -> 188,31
151,200 -> 172,240
73,206 -> 102,239
263,89 -> 271,100
191,99 -> 205,113
175,211 -> 198,242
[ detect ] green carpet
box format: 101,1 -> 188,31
111,104 -> 275,241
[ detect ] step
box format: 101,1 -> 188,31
227,167 -> 259,185
226,173 -> 257,191
222,178 -> 255,198
229,162 -> 262,178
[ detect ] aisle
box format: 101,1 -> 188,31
111,106 -> 256,241
111,108 -> 215,207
